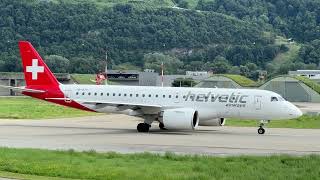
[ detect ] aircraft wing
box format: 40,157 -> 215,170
46,98 -> 162,112
0,85 -> 46,93
45,98 -> 162,109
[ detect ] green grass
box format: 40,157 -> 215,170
294,76 -> 320,94
71,74 -> 118,85
273,36 -> 301,65
0,97 -> 95,119
218,74 -> 258,87
71,74 -> 96,84
0,148 -> 319,180
0,171 -> 70,180
227,115 -> 320,129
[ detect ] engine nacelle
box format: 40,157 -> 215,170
199,118 -> 226,126
162,108 -> 199,130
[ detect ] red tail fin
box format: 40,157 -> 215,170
19,41 -> 59,88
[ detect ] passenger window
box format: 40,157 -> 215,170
136,94 -> 139,97
271,97 -> 278,102
88,93 -> 91,96
124,94 -> 127,96
130,94 -> 133,97
101,93 -> 103,96
155,95 -> 158,98
94,93 -> 97,96
163,95 -> 165,98
118,93 -> 121,96
169,95 -> 172,98
107,93 -> 109,96
176,95 -> 178,98
82,92 -> 85,95
76,92 -> 79,95
113,93 -> 116,96
142,94 -> 145,97
148,94 -> 151,97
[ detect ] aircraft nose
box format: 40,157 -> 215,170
289,104 -> 303,118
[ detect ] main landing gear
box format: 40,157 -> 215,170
137,122 -> 167,132
159,122 -> 167,130
258,120 -> 269,135
137,123 -> 150,132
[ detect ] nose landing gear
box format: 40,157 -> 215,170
258,126 -> 265,134
258,120 -> 269,135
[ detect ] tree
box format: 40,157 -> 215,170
143,53 -> 183,74
45,55 -> 70,73
228,66 -> 240,74
189,61 -> 203,71
178,1 -> 189,8
240,65 -> 249,77
70,57 -> 98,74
204,56 -> 230,74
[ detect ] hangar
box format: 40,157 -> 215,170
196,75 -> 242,88
260,76 -> 320,103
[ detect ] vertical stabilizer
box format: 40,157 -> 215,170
19,41 -> 59,88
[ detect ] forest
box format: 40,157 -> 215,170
0,0 -> 319,78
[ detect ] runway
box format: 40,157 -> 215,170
0,114 -> 319,156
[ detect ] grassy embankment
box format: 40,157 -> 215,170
0,148 -> 319,180
273,36 -> 301,65
221,74 -> 258,87
0,97 -> 95,119
294,75 -> 320,94
227,115 -> 320,129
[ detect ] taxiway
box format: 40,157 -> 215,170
0,114 -> 319,156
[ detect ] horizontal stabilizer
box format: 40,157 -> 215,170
0,85 -> 46,93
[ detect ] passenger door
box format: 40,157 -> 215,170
254,96 -> 262,110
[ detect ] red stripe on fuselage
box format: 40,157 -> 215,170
22,86 -> 96,112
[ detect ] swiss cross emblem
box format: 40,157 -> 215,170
26,59 -> 44,80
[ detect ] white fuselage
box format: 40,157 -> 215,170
60,85 -> 302,121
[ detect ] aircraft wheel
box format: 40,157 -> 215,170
159,122 -> 167,130
258,127 -> 265,135
137,123 -> 150,133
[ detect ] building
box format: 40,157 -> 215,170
260,76 -> 320,102
185,71 -> 210,76
288,70 -> 320,82
0,72 -> 72,96
107,70 -> 210,87
106,70 -> 158,86
157,71 -> 210,87
196,76 -> 242,89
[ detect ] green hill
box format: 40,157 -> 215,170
49,0 -> 175,8
1,0 -> 320,78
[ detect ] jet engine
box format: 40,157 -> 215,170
199,118 -> 226,126
162,108 -> 199,130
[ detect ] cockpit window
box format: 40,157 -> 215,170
271,97 -> 278,102
278,97 -> 285,101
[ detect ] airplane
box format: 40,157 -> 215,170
1,41 -> 303,134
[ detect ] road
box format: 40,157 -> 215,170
0,114 -> 319,156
